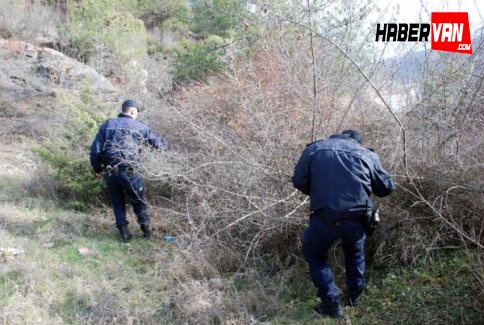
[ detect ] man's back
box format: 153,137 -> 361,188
292,134 -> 394,216
90,113 -> 165,172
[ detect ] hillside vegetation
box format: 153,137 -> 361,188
1,0 -> 483,324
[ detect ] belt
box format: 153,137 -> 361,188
105,165 -> 137,176
311,209 -> 363,226
325,219 -> 361,227
116,165 -> 135,172
313,209 -> 364,219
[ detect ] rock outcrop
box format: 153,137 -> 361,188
0,38 -> 117,137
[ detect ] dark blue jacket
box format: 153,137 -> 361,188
292,134 -> 395,216
90,113 -> 166,173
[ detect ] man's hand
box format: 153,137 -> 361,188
95,172 -> 104,178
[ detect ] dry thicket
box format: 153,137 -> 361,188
138,17 -> 484,282
0,0 -> 59,44
135,30 -> 484,320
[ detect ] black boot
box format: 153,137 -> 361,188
118,224 -> 132,243
140,224 -> 152,239
348,288 -> 363,307
314,299 -> 343,318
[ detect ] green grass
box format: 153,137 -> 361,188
359,252 -> 482,324
265,251 -> 482,324
0,177 -> 26,199
0,270 -> 23,305
0,178 -> 174,323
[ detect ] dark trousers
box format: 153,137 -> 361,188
104,171 -> 150,227
302,214 -> 366,305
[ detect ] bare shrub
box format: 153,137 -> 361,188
137,8 -> 483,290
26,163 -> 61,200
140,19 -> 390,276
0,0 -> 59,45
401,55 -> 482,244
360,46 -> 484,267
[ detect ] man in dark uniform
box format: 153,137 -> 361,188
292,129 -> 395,318
90,99 -> 166,242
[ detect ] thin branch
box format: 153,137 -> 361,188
269,9 -> 408,171
164,95 -> 291,179
215,189 -> 300,234
397,183 -> 484,249
307,0 -> 318,142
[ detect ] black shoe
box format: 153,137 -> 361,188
348,289 -> 363,307
118,224 -> 132,243
314,302 -> 343,318
348,295 -> 360,306
140,224 -> 152,239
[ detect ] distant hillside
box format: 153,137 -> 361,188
382,26 -> 483,85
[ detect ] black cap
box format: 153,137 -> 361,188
342,129 -> 364,144
121,99 -> 142,112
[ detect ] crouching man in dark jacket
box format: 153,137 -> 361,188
292,129 -> 395,318
90,99 -> 166,243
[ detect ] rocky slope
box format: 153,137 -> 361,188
0,38 -> 118,138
